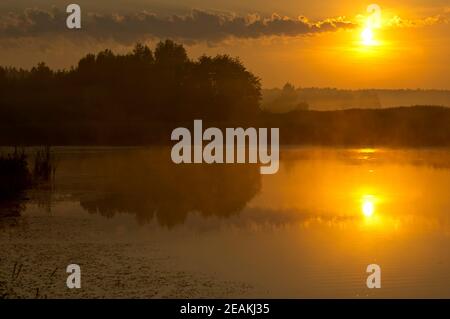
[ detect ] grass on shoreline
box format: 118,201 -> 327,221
0,147 -> 56,201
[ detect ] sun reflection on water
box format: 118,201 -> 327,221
362,195 -> 375,218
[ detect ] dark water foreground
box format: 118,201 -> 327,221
0,146 -> 449,298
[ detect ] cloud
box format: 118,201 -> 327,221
0,8 -> 355,44
0,8 -> 66,38
384,14 -> 449,28
355,10 -> 449,30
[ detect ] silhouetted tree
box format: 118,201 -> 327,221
0,41 -> 449,146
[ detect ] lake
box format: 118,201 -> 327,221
0,146 -> 449,298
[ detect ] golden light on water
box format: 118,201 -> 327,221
358,148 -> 376,153
362,198 -> 375,217
361,195 -> 376,218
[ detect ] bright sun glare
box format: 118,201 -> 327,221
361,27 -> 376,46
362,196 -> 375,217
360,4 -> 382,46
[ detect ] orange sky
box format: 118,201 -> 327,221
0,1 -> 448,89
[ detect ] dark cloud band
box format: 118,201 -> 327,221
0,8 -> 355,43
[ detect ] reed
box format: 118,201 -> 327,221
33,146 -> 57,181
0,148 -> 31,199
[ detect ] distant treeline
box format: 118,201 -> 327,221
0,41 -> 449,147
261,106 -> 450,147
262,84 -> 450,112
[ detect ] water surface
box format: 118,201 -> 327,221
1,147 -> 449,298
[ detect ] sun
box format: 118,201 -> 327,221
360,4 -> 382,46
361,27 -> 376,46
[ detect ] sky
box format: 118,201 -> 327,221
0,0 -> 449,89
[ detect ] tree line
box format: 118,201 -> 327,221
0,40 -> 449,146
0,40 -> 261,144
